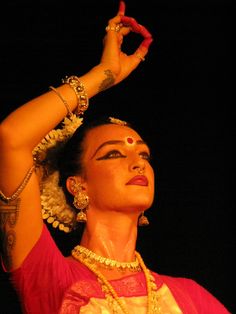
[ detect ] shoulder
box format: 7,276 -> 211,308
152,271 -> 205,297
151,272 -> 230,313
159,274 -> 202,290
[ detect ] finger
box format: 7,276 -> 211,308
105,16 -> 122,34
139,37 -> 153,50
121,16 -> 152,39
139,24 -> 152,39
118,1 -> 126,16
134,52 -> 146,62
120,15 -> 132,26
133,37 -> 153,63
107,15 -> 122,27
105,24 -> 122,33
121,16 -> 141,33
120,26 -> 131,36
117,33 -> 123,48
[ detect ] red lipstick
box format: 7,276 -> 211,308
126,175 -> 148,186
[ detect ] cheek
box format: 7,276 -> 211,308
86,163 -> 122,194
147,166 -> 155,195
149,167 -> 155,185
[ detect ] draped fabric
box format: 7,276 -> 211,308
10,224 -> 230,314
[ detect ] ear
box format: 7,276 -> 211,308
66,176 -> 87,196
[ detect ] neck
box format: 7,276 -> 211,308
80,209 -> 139,262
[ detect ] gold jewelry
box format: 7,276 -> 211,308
105,24 -> 121,32
138,212 -> 149,226
62,75 -> 89,116
0,165 -> 35,202
72,182 -> 89,223
76,210 -> 87,223
72,249 -> 159,314
135,52 -> 145,61
109,116 -> 127,126
72,183 -> 89,210
72,245 -> 141,272
49,86 -> 73,117
73,189 -> 89,210
137,168 -> 144,175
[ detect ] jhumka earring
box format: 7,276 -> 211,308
72,182 -> 89,223
138,211 -> 149,226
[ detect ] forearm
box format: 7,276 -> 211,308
0,64 -> 113,151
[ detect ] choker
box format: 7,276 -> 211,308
72,245 -> 141,272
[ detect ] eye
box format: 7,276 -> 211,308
139,151 -> 151,161
96,150 -> 126,160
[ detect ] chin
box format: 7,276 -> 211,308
130,199 -> 153,212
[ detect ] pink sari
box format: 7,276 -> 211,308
9,224 -> 230,313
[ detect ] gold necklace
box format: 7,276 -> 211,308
72,245 -> 141,272
72,249 -> 159,313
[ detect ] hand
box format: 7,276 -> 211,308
100,1 -> 153,85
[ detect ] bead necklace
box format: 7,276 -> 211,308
72,245 -> 141,272
72,249 -> 159,313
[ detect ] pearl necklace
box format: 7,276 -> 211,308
72,245 -> 141,272
72,248 -> 159,313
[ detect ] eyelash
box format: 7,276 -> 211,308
140,152 -> 151,161
96,150 -> 125,160
96,150 -> 151,161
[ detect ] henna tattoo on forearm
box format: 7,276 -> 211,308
0,199 -> 20,269
0,199 -> 20,228
99,70 -> 115,92
0,229 -> 16,269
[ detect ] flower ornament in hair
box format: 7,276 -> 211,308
32,114 -> 83,232
33,114 -> 82,165
41,170 -> 75,233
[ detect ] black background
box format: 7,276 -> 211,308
0,0 -> 233,313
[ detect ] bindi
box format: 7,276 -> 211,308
125,137 -> 134,145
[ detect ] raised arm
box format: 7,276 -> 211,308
0,1 -> 153,271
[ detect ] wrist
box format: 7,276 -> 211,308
62,76 -> 89,116
78,65 -> 116,99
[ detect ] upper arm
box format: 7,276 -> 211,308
0,146 -> 43,271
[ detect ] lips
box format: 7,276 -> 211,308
126,175 -> 148,186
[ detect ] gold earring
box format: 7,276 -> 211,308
72,182 -> 89,223
138,212 -> 149,226
76,209 -> 87,223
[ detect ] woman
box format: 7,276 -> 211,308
0,1 -> 230,313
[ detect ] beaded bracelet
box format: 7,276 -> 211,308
62,75 -> 89,116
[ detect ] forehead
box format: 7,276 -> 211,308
83,124 -> 144,154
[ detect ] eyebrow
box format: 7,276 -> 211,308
91,139 -> 146,159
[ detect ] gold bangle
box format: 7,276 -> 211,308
49,86 -> 73,117
62,76 -> 89,116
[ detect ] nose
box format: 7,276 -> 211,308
135,166 -> 145,175
131,158 -> 145,175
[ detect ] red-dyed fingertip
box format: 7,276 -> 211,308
121,15 -> 133,26
140,25 -> 152,38
140,37 -> 154,50
119,1 -> 126,15
120,16 -> 141,32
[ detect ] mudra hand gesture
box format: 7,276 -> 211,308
101,0 -> 153,85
